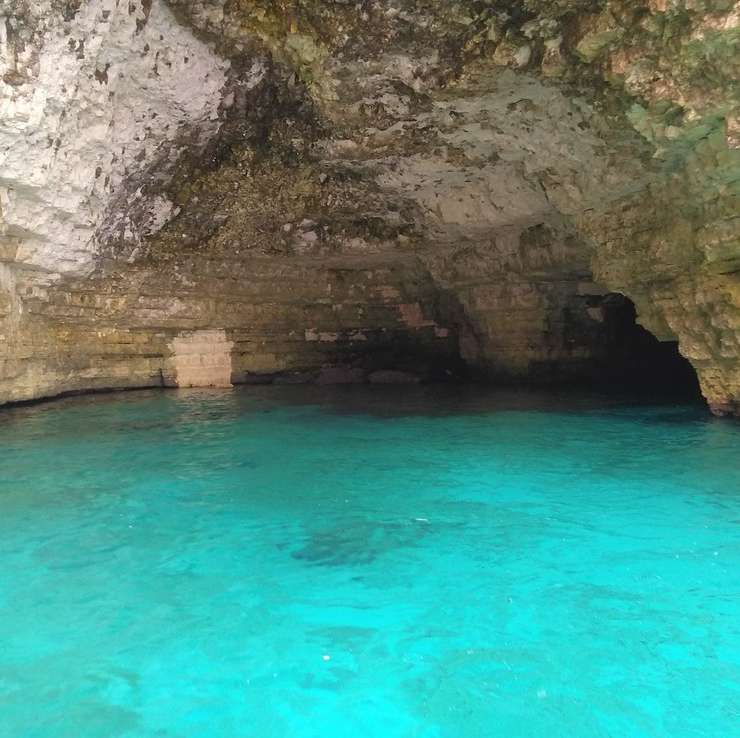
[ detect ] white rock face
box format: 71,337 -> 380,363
0,0 -> 229,275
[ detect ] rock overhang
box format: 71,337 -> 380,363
0,0 -> 738,413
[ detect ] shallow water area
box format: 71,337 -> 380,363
1,385 -> 739,737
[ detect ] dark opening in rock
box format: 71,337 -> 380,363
594,293 -> 701,399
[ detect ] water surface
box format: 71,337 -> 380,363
1,386 -> 739,737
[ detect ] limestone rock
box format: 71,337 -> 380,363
0,0 -> 738,415
0,0 -> 230,274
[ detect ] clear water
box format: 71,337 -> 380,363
1,386 -> 739,738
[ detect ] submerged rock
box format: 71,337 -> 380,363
291,519 -> 431,567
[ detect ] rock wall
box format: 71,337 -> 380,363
169,330 -> 234,388
0,245 -> 462,402
0,0 -> 230,274
584,134 -> 740,415
1,0 -> 738,413
570,0 -> 740,416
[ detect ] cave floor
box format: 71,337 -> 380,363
1,386 -> 739,737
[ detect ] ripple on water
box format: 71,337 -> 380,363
0,386 -> 739,738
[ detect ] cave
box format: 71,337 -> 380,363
1,0 -> 738,415
1,2 -> 739,736
586,292 -> 702,397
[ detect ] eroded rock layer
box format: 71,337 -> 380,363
1,1 -> 738,412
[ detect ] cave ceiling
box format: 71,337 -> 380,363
0,0 -> 738,412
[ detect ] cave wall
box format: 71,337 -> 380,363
583,135 -> 740,415
1,0 -> 738,412
569,0 -> 740,414
0,249 -> 460,402
0,0 -> 231,274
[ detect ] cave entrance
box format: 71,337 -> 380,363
594,293 -> 701,399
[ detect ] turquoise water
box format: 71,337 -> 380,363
1,386 -> 739,738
